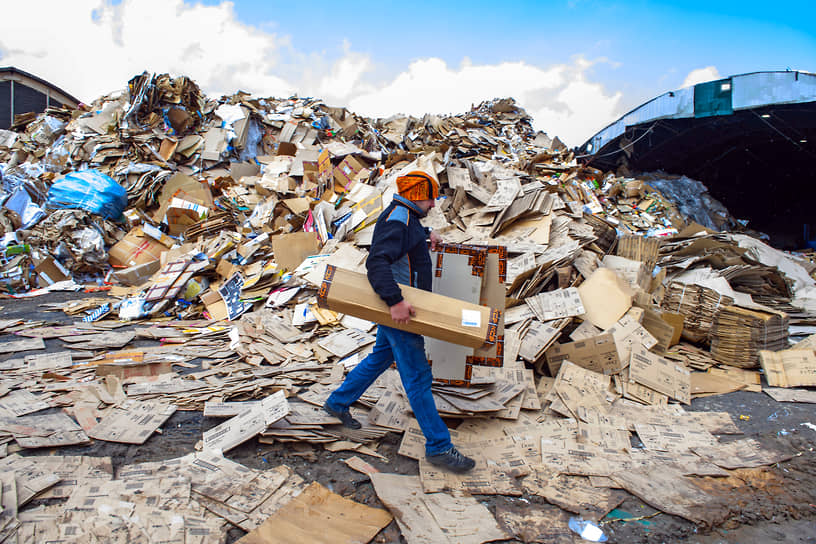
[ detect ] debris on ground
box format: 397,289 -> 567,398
0,72 -> 815,543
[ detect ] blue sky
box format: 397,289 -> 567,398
219,0 -> 815,100
2,0 -> 814,145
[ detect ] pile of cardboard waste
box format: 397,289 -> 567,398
0,72 -> 815,542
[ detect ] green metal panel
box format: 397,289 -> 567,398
694,78 -> 733,118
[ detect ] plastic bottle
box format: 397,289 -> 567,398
568,517 -> 607,542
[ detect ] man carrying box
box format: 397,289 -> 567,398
323,166 -> 476,473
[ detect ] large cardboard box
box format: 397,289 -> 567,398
111,260 -> 162,286
316,265 -> 500,349
332,155 -> 366,192
33,255 -> 71,285
109,227 -> 170,268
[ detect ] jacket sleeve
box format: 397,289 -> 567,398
366,219 -> 408,306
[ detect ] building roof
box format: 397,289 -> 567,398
0,66 -> 81,107
579,70 -> 816,160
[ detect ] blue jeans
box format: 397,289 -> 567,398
325,324 -> 452,456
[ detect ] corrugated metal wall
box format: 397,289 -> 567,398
583,71 -> 816,154
0,82 -> 10,129
732,71 -> 816,110
0,80 -> 66,129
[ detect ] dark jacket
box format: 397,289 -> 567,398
366,195 -> 431,306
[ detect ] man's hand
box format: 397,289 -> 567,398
390,300 -> 416,324
429,230 -> 442,251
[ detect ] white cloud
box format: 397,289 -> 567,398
526,76 -> 623,147
317,40 -> 372,102
0,0 -> 624,146
348,57 -> 623,146
682,66 -> 721,88
0,0 -> 294,100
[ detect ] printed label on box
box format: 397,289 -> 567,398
461,309 -> 481,328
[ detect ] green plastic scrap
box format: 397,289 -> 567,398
602,508 -> 656,526
4,244 -> 30,256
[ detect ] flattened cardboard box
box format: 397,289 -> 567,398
203,391 -> 289,454
578,267 -> 634,330
88,400 -> 177,444
271,231 -> 320,273
317,265 -> 500,349
629,344 -> 691,404
545,333 -> 621,375
237,481 -> 392,544
759,349 -> 816,388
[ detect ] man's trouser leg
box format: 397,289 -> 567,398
380,325 -> 452,456
325,328 -> 394,412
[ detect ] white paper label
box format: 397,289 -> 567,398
461,309 -> 481,328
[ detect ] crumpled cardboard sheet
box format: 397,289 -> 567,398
418,435 -> 529,496
0,389 -> 49,416
520,467 -> 627,522
0,337 -> 44,355
495,503 -> 580,544
691,438 -> 795,469
370,473 -> 507,544
611,465 -> 731,526
61,330 -> 136,350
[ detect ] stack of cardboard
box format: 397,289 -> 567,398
710,305 -> 789,368
661,282 -> 735,344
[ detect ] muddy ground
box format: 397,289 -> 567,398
3,291 -> 816,543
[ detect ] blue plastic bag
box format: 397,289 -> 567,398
46,170 -> 127,220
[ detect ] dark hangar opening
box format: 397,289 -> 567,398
579,72 -> 816,249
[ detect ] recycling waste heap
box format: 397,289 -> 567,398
0,72 -> 815,543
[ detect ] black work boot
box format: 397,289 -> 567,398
323,402 -> 362,430
426,446 -> 476,473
